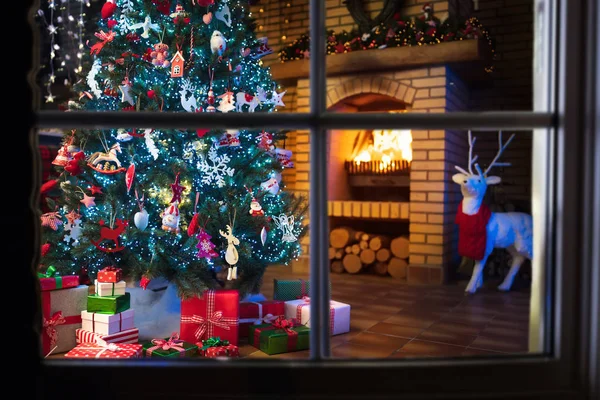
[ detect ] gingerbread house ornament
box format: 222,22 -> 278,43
170,50 -> 185,78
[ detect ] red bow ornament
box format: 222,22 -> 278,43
89,30 -> 116,55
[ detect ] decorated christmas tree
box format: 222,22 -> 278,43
39,0 -> 307,298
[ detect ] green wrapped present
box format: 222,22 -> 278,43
249,317 -> 310,355
142,333 -> 198,358
87,292 -> 130,314
273,279 -> 331,301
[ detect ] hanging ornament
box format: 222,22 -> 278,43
193,0 -> 214,6
245,186 -> 264,217
210,30 -> 227,56
128,15 -> 160,39
107,19 -> 118,30
217,129 -> 240,147
260,226 -> 268,246
80,193 -> 96,208
240,48 -> 251,58
41,212 -> 63,231
257,131 -> 275,152
206,88 -> 216,112
140,275 -> 151,290
170,3 -> 190,24
116,129 -> 133,142
275,148 -> 294,168
203,12 -> 212,25
272,214 -> 298,242
41,243 -> 51,257
88,30 -> 116,56
87,141 -> 126,174
40,179 -> 59,194
134,190 -> 149,231
161,202 -> 181,234
145,129 -> 160,160
152,0 -> 171,15
187,193 -> 201,236
119,76 -> 135,106
260,177 -> 280,196
196,228 -> 219,259
64,152 -> 86,176
179,79 -> 198,112
219,224 -> 239,281
217,91 -> 235,113
199,144 -> 235,187
125,163 -> 135,193
52,145 -> 70,166
268,88 -> 286,107
215,4 -> 231,27
86,59 -> 102,98
65,209 -> 81,225
101,0 -> 117,19
151,43 -> 171,68
91,216 -> 128,253
63,216 -> 83,245
170,49 -> 185,78
169,173 -> 186,204
250,37 -> 273,59
235,92 -> 260,112
89,185 -> 103,195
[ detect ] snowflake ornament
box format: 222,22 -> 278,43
63,217 -> 83,245
199,145 -> 235,187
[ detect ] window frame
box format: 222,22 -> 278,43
28,0 -> 600,399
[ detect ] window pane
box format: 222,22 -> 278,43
317,128 -> 540,359
263,0 -> 535,113
37,125 -> 309,360
35,0 -> 293,114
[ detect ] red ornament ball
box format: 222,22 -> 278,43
41,243 -> 51,257
101,0 -> 117,19
107,19 -> 117,30
147,90 -> 156,99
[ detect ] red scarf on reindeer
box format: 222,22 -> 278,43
455,200 -> 491,261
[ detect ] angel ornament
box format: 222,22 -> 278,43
219,225 -> 240,281
272,214 -> 298,242
128,15 -> 160,39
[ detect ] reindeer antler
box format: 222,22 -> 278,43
454,130 -> 479,175
482,131 -> 515,176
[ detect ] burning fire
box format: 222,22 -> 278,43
353,129 -> 413,167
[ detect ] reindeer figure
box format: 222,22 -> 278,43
453,131 -> 533,294
91,218 -> 129,252
88,143 -> 123,169
219,225 -> 240,281
179,79 -> 198,112
235,92 -> 260,112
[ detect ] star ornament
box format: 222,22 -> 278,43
169,173 -> 186,204
65,210 -> 82,225
45,94 -> 55,103
80,193 -> 96,208
89,185 -> 103,195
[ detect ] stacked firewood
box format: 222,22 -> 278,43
328,227 -> 409,279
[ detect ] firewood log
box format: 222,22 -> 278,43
390,236 -> 410,259
388,257 -> 408,279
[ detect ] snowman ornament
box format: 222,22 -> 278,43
161,202 -> 181,234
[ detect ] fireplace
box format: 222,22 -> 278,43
270,40 -> 492,284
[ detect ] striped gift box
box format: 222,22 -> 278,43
76,328 -> 139,344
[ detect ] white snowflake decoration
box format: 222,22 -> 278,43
86,59 -> 102,98
63,218 -> 82,245
117,0 -> 135,34
199,145 -> 235,187
200,240 -> 213,253
145,129 -> 159,160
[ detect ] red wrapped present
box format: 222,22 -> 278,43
76,328 -> 139,345
197,337 -> 240,358
180,290 -> 239,345
239,300 -> 284,339
97,266 -> 123,283
65,340 -> 142,359
38,266 -> 80,291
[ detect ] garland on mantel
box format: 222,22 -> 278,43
279,16 -> 495,73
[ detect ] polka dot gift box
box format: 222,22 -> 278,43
97,266 -> 123,283
65,340 -> 142,359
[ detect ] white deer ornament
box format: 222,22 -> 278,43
453,131 -> 533,294
219,225 -> 240,281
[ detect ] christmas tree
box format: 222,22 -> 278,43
39,0 -> 307,298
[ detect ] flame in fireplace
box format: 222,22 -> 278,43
352,129 -> 413,165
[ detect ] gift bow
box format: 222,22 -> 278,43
38,265 -> 57,279
201,337 -> 229,350
43,311 -> 66,348
272,316 -> 298,332
101,266 -> 120,272
253,313 -> 279,325
146,333 -> 186,357
183,311 -> 233,340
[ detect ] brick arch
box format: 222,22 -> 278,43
326,77 -> 417,109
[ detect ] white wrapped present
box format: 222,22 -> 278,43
94,279 -> 126,297
81,309 -> 135,335
284,297 -> 350,336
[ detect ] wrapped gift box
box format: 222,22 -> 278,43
76,328 -> 139,344
284,298 -> 350,336
239,300 -> 285,339
87,292 -> 130,314
180,290 -> 239,345
249,321 -> 310,355
39,267 -> 80,291
142,334 -> 198,358
41,285 -> 88,356
94,279 -> 126,297
273,279 -> 332,301
81,309 -> 135,335
197,337 -> 239,358
65,342 -> 142,359
97,266 -> 123,283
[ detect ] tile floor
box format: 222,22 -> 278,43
240,266 -> 532,359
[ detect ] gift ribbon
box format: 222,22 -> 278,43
89,311 -> 123,332
96,281 -> 119,296
253,316 -> 299,352
38,266 -> 63,289
146,332 -> 186,357
42,291 -> 83,355
180,290 -> 239,340
200,337 -> 229,351
295,297 -> 335,334
76,339 -> 123,358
